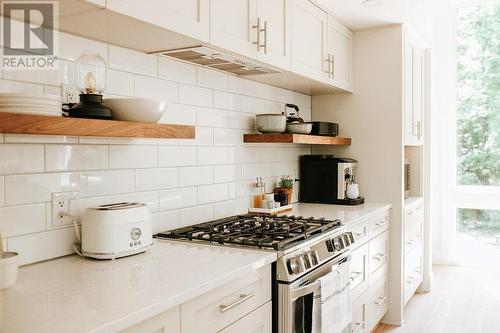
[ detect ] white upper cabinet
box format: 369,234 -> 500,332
255,0 -> 291,70
210,0 -> 291,70
210,0 -> 258,59
290,0 -> 328,82
326,16 -> 354,92
404,29 -> 425,146
106,0 -> 210,42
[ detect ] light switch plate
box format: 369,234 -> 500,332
52,191 -> 79,227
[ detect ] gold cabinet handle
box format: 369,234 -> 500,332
330,53 -> 334,78
219,293 -> 255,313
325,53 -> 331,76
262,20 -> 267,54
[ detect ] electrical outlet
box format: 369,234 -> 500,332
52,192 -> 79,227
62,84 -> 79,104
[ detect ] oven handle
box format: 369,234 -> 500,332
290,255 -> 350,301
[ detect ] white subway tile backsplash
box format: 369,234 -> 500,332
228,76 -> 254,96
159,187 -> 197,211
8,227 -> 76,266
109,45 -> 157,77
179,84 -> 212,107
79,169 -> 135,198
0,204 -> 45,237
197,67 -> 228,90
158,57 -> 196,85
254,82 -> 276,100
135,167 -> 178,191
179,166 -> 213,187
5,173 -> 79,206
213,165 -> 244,183
196,107 -> 227,128
213,90 -> 242,111
135,75 -> 178,102
106,69 -> 134,96
45,145 -> 108,171
151,209 -> 180,233
198,183 -> 228,204
109,145 -> 157,169
179,204 -> 214,226
197,147 -> 228,165
158,146 -> 197,167
4,134 -> 78,144
159,103 -> 196,126
78,136 -> 135,145
0,31 -> 312,265
0,144 -> 44,175
59,32 -> 108,61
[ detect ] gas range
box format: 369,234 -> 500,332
154,214 -> 354,282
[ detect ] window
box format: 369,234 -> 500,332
457,4 -> 500,186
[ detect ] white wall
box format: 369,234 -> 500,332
0,32 -> 312,266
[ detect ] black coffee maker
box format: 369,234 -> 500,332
299,155 -> 364,205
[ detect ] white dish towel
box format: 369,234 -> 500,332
312,256 -> 352,333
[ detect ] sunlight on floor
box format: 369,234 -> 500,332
375,265 -> 500,333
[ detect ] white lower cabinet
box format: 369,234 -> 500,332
218,302 -> 272,333
120,306 -> 180,333
346,208 -> 391,333
403,197 -> 424,305
181,265 -> 271,333
120,265 -> 271,333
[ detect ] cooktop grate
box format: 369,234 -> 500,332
154,214 -> 342,251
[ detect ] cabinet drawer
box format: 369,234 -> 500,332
350,243 -> 369,300
181,265 -> 271,333
346,218 -> 369,248
368,231 -> 389,280
121,306 -> 180,333
405,198 -> 424,224
366,272 -> 388,332
350,293 -> 367,333
405,216 -> 423,255
368,210 -> 390,238
404,244 -> 423,305
218,302 -> 271,333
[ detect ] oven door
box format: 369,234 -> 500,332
277,252 -> 351,333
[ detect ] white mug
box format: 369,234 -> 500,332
346,183 -> 360,199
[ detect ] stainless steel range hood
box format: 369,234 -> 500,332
149,46 -> 281,76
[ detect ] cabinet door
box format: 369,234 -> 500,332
412,48 -> 424,144
210,0 -> 258,59
351,293 -> 367,333
290,0 -> 328,81
326,17 -> 354,92
255,0 -> 291,70
404,32 -> 415,145
350,243 -> 369,300
218,301 -> 272,333
120,306 -> 180,333
107,0 -> 209,42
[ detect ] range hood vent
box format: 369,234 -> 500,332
149,46 -> 280,76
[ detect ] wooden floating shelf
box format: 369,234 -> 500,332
243,133 -> 351,146
0,112 -> 195,139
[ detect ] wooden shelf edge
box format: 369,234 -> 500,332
0,112 -> 195,139
243,133 -> 351,146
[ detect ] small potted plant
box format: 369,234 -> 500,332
275,175 -> 294,205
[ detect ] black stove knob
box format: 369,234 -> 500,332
333,236 -> 343,250
302,254 -> 311,269
287,257 -> 301,275
309,251 -> 319,265
326,239 -> 335,252
347,232 -> 355,244
343,234 -> 351,246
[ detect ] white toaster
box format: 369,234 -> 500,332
81,202 -> 152,260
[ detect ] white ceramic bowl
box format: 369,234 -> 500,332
103,98 -> 167,123
1,252 -> 18,289
255,114 -> 286,133
286,122 -> 313,134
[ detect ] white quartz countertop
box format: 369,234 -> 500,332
289,202 -> 392,225
0,241 -> 277,333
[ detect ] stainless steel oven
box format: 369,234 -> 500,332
277,252 -> 351,333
